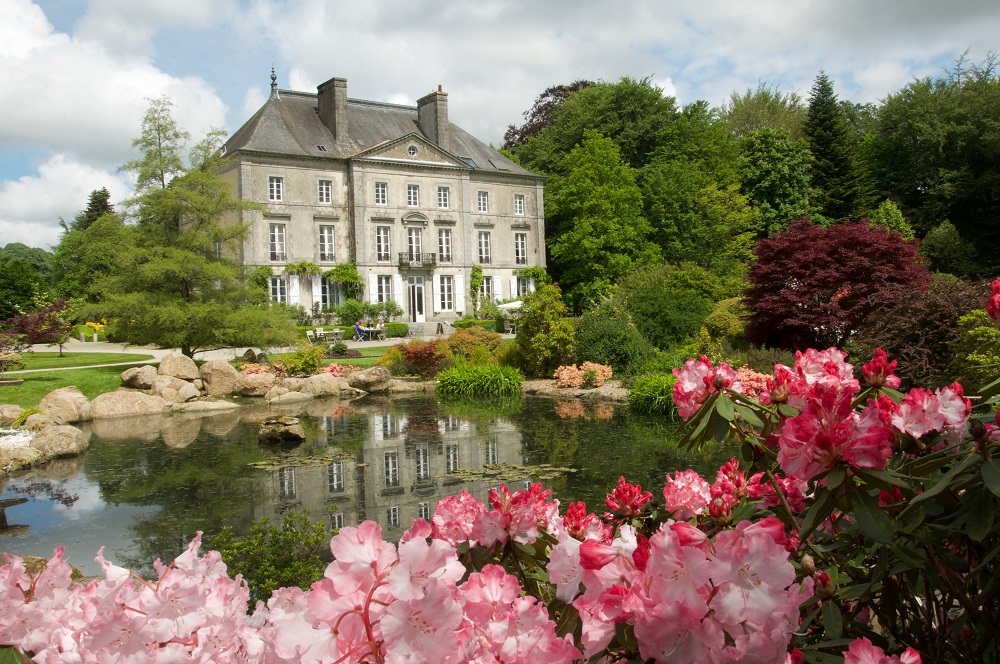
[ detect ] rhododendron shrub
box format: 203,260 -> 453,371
671,336 -> 1000,662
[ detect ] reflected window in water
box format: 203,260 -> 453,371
384,451 -> 399,487
416,446 -> 430,480
418,502 -> 430,521
327,461 -> 345,493
331,512 -> 344,529
446,444 -> 460,473
375,413 -> 402,441
485,440 -> 498,466
278,467 -> 297,500
387,506 -> 399,527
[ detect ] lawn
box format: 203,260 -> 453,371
325,346 -> 386,368
18,352 -> 156,370
0,366 -> 129,408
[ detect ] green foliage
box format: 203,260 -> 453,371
951,310 -> 1000,394
1,243 -> 53,288
375,345 -> 413,375
617,261 -> 724,349
805,71 -> 867,220
724,344 -> 796,375
0,259 -> 43,320
549,130 -> 660,309
627,373 -> 678,415
207,510 -> 335,604
446,326 -> 504,359
13,407 -> 43,427
920,220 -> 978,276
671,327 -> 725,365
119,95 -> 189,195
452,319 -> 497,332
324,263 -> 364,300
385,322 -> 408,338
333,299 -> 365,325
703,297 -> 748,341
866,199 -> 914,240
738,128 -> 816,234
573,301 -> 652,376
285,261 -> 321,277
512,266 -> 551,287
64,187 -> 114,234
719,82 -> 807,139
279,342 -> 328,376
514,284 -> 576,377
469,264 -> 484,316
436,362 -> 524,399
328,342 -> 348,356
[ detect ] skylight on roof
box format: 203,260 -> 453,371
317,145 -> 327,151
488,158 -> 510,171
459,156 -> 477,169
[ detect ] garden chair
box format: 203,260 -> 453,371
314,327 -> 326,341
353,324 -> 371,341
306,329 -> 316,343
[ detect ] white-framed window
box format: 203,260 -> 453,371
269,276 -> 287,303
407,184 -> 419,207
377,275 -> 393,303
269,223 -> 286,261
486,440 -> 498,465
375,226 -> 391,262
318,179 -> 332,204
268,176 -> 283,202
516,276 -> 530,298
513,193 -> 525,216
387,506 -> 400,527
407,227 -> 422,261
327,461 -> 345,493
320,277 -> 339,307
330,512 -> 345,529
416,446 -> 430,481
278,467 -> 296,499
438,229 -> 452,262
514,232 -> 527,265
374,181 -> 387,205
213,241 -> 222,259
477,190 -> 489,213
319,225 -> 336,262
437,186 -> 450,209
446,444 -> 460,473
418,502 -> 431,521
439,275 -> 454,311
479,276 -> 493,302
384,451 -> 399,487
478,231 -> 491,264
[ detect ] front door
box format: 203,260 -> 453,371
408,276 -> 425,323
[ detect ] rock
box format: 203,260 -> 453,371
172,400 -> 240,413
91,390 -> 173,419
193,379 -> 204,391
265,386 -> 289,401
177,383 -> 201,402
158,387 -> 182,403
283,377 -> 305,393
0,446 -> 44,473
160,417 -> 201,448
121,365 -> 157,390
258,416 -> 306,444
235,373 -> 275,396
29,425 -> 89,458
241,348 -> 257,363
347,366 -> 392,394
268,391 -> 312,403
199,410 -> 241,437
90,412 -> 166,440
199,360 -> 240,397
157,352 -> 200,380
0,404 -> 24,426
37,386 -> 93,424
152,375 -> 188,397
23,414 -> 54,431
301,373 -> 351,397
256,352 -> 270,366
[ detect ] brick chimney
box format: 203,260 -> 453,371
417,85 -> 449,151
317,77 -> 348,145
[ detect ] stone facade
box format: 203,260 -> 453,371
220,75 -> 544,325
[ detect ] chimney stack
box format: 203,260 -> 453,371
417,86 -> 449,151
317,77 -> 348,145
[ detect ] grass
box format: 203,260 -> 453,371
325,346 -> 387,368
19,352 -> 155,370
0,366 -> 129,408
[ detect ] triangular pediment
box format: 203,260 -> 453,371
351,133 -> 468,169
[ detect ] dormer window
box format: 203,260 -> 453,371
407,145 -> 418,157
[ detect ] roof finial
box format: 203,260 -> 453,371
270,66 -> 278,98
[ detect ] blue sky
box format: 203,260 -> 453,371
2,0 -> 998,249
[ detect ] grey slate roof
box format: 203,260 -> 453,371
223,90 -> 537,178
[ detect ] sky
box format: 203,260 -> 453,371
1,0 -> 998,251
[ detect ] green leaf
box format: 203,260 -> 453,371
825,466 -> 846,490
900,464 -> 964,516
850,488 -> 893,544
0,647 -> 32,664
821,601 -> 843,639
982,460 -> 1000,498
967,489 -> 996,543
852,467 -> 908,491
777,403 -> 799,417
716,394 -> 735,421
713,414 -> 731,443
800,486 -> 837,540
734,404 -> 764,428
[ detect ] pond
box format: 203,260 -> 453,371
0,395 -> 738,576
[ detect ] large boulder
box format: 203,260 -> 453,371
91,390 -> 172,419
258,416 -> 306,444
347,366 -> 392,394
199,360 -> 239,397
0,404 -> 24,426
268,391 -> 312,404
235,373 -> 275,396
177,383 -> 201,403
152,375 -> 188,396
157,352 -> 200,380
29,425 -> 89,458
37,386 -> 92,425
23,414 -> 54,431
121,365 -> 157,390
301,373 -> 352,397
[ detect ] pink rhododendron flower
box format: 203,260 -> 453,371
672,355 -> 742,419
988,279 -> 1000,329
844,636 -> 922,664
604,476 -> 653,520
736,365 -> 772,399
794,347 -> 860,394
862,348 -> 901,389
326,520 -> 398,594
562,501 -> 602,541
748,472 -> 809,512
890,382 -> 971,442
431,490 -> 487,545
662,469 -> 711,520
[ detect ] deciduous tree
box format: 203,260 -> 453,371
718,82 -> 807,139
501,80 -> 593,151
738,129 -> 816,234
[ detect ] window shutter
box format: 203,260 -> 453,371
432,276 -> 440,314
312,276 -> 323,308
368,274 -> 378,303
393,275 -> 404,305
289,275 -> 300,306
509,277 -> 517,299
529,278 -> 536,293
455,274 -> 465,313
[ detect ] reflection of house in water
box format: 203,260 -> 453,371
255,409 -> 526,540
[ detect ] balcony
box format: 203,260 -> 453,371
319,252 -> 336,262
269,251 -> 287,262
398,253 -> 437,269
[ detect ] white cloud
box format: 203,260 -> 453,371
0,153 -> 131,249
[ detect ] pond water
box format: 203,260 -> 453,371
0,395 -> 738,576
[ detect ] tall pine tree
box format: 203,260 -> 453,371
805,72 -> 864,221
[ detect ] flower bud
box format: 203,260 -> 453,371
969,418 -> 987,442
769,385 -> 790,405
712,374 -> 727,390
800,554 -> 815,576
815,570 -> 836,599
